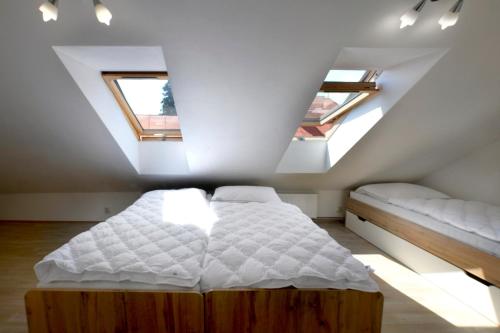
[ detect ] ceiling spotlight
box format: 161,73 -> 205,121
94,0 -> 112,26
39,0 -> 58,22
400,0 -> 427,29
439,0 -> 464,30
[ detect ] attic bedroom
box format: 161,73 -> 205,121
0,0 -> 499,332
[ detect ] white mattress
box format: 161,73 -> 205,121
201,201 -> 379,292
37,281 -> 200,291
351,191 -> 500,257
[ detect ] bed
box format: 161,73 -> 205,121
345,183 -> 500,324
26,186 -> 383,333
26,188 -> 209,333
203,188 -> 382,332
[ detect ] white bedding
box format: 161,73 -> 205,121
351,191 -> 500,257
35,188 -> 379,292
388,197 -> 500,243
201,201 -> 379,292
35,189 -> 210,288
37,281 -> 200,291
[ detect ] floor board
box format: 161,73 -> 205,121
0,220 -> 497,332
0,221 -> 95,333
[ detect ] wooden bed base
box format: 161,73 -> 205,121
25,289 -> 204,333
25,288 -> 383,333
205,289 -> 383,333
347,197 -> 500,287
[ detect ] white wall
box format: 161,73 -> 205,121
139,141 -> 190,175
317,190 -> 347,217
278,193 -> 319,218
276,140 -> 328,173
279,190 -> 347,218
0,192 -> 141,222
419,138 -> 500,206
0,190 -> 346,222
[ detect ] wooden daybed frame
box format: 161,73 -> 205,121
25,287 -> 383,333
346,197 -> 500,287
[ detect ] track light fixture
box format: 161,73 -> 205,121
94,0 -> 112,25
400,0 -> 427,29
39,0 -> 112,25
400,0 -> 464,30
39,0 -> 58,22
439,0 -> 464,30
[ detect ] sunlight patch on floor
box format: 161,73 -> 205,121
421,270 -> 499,324
354,254 -> 497,328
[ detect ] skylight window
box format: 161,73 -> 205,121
324,69 -> 367,82
103,72 -> 181,141
295,69 -> 379,140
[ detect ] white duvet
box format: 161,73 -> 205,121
35,189 -> 210,287
389,197 -> 500,242
201,201 -> 378,292
35,191 -> 378,293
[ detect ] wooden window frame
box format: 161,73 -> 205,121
300,70 -> 380,128
301,85 -> 379,128
102,72 -> 182,141
294,70 -> 380,141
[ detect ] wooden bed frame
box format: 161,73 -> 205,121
346,197 -> 500,287
25,288 -> 383,333
25,289 -> 204,333
205,289 -> 383,333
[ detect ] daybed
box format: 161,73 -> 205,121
26,186 -> 383,333
345,183 -> 500,324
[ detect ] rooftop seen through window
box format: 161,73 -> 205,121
295,69 -> 379,140
103,72 -> 181,141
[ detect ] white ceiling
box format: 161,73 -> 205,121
0,0 -> 499,193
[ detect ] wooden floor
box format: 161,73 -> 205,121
0,220 -> 498,333
0,221 -> 95,333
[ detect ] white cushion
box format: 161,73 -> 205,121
212,186 -> 282,203
356,183 -> 449,203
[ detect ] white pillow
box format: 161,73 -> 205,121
212,186 -> 282,203
356,183 -> 449,202
142,188 -> 207,199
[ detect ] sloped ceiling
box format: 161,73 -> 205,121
0,0 -> 499,193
